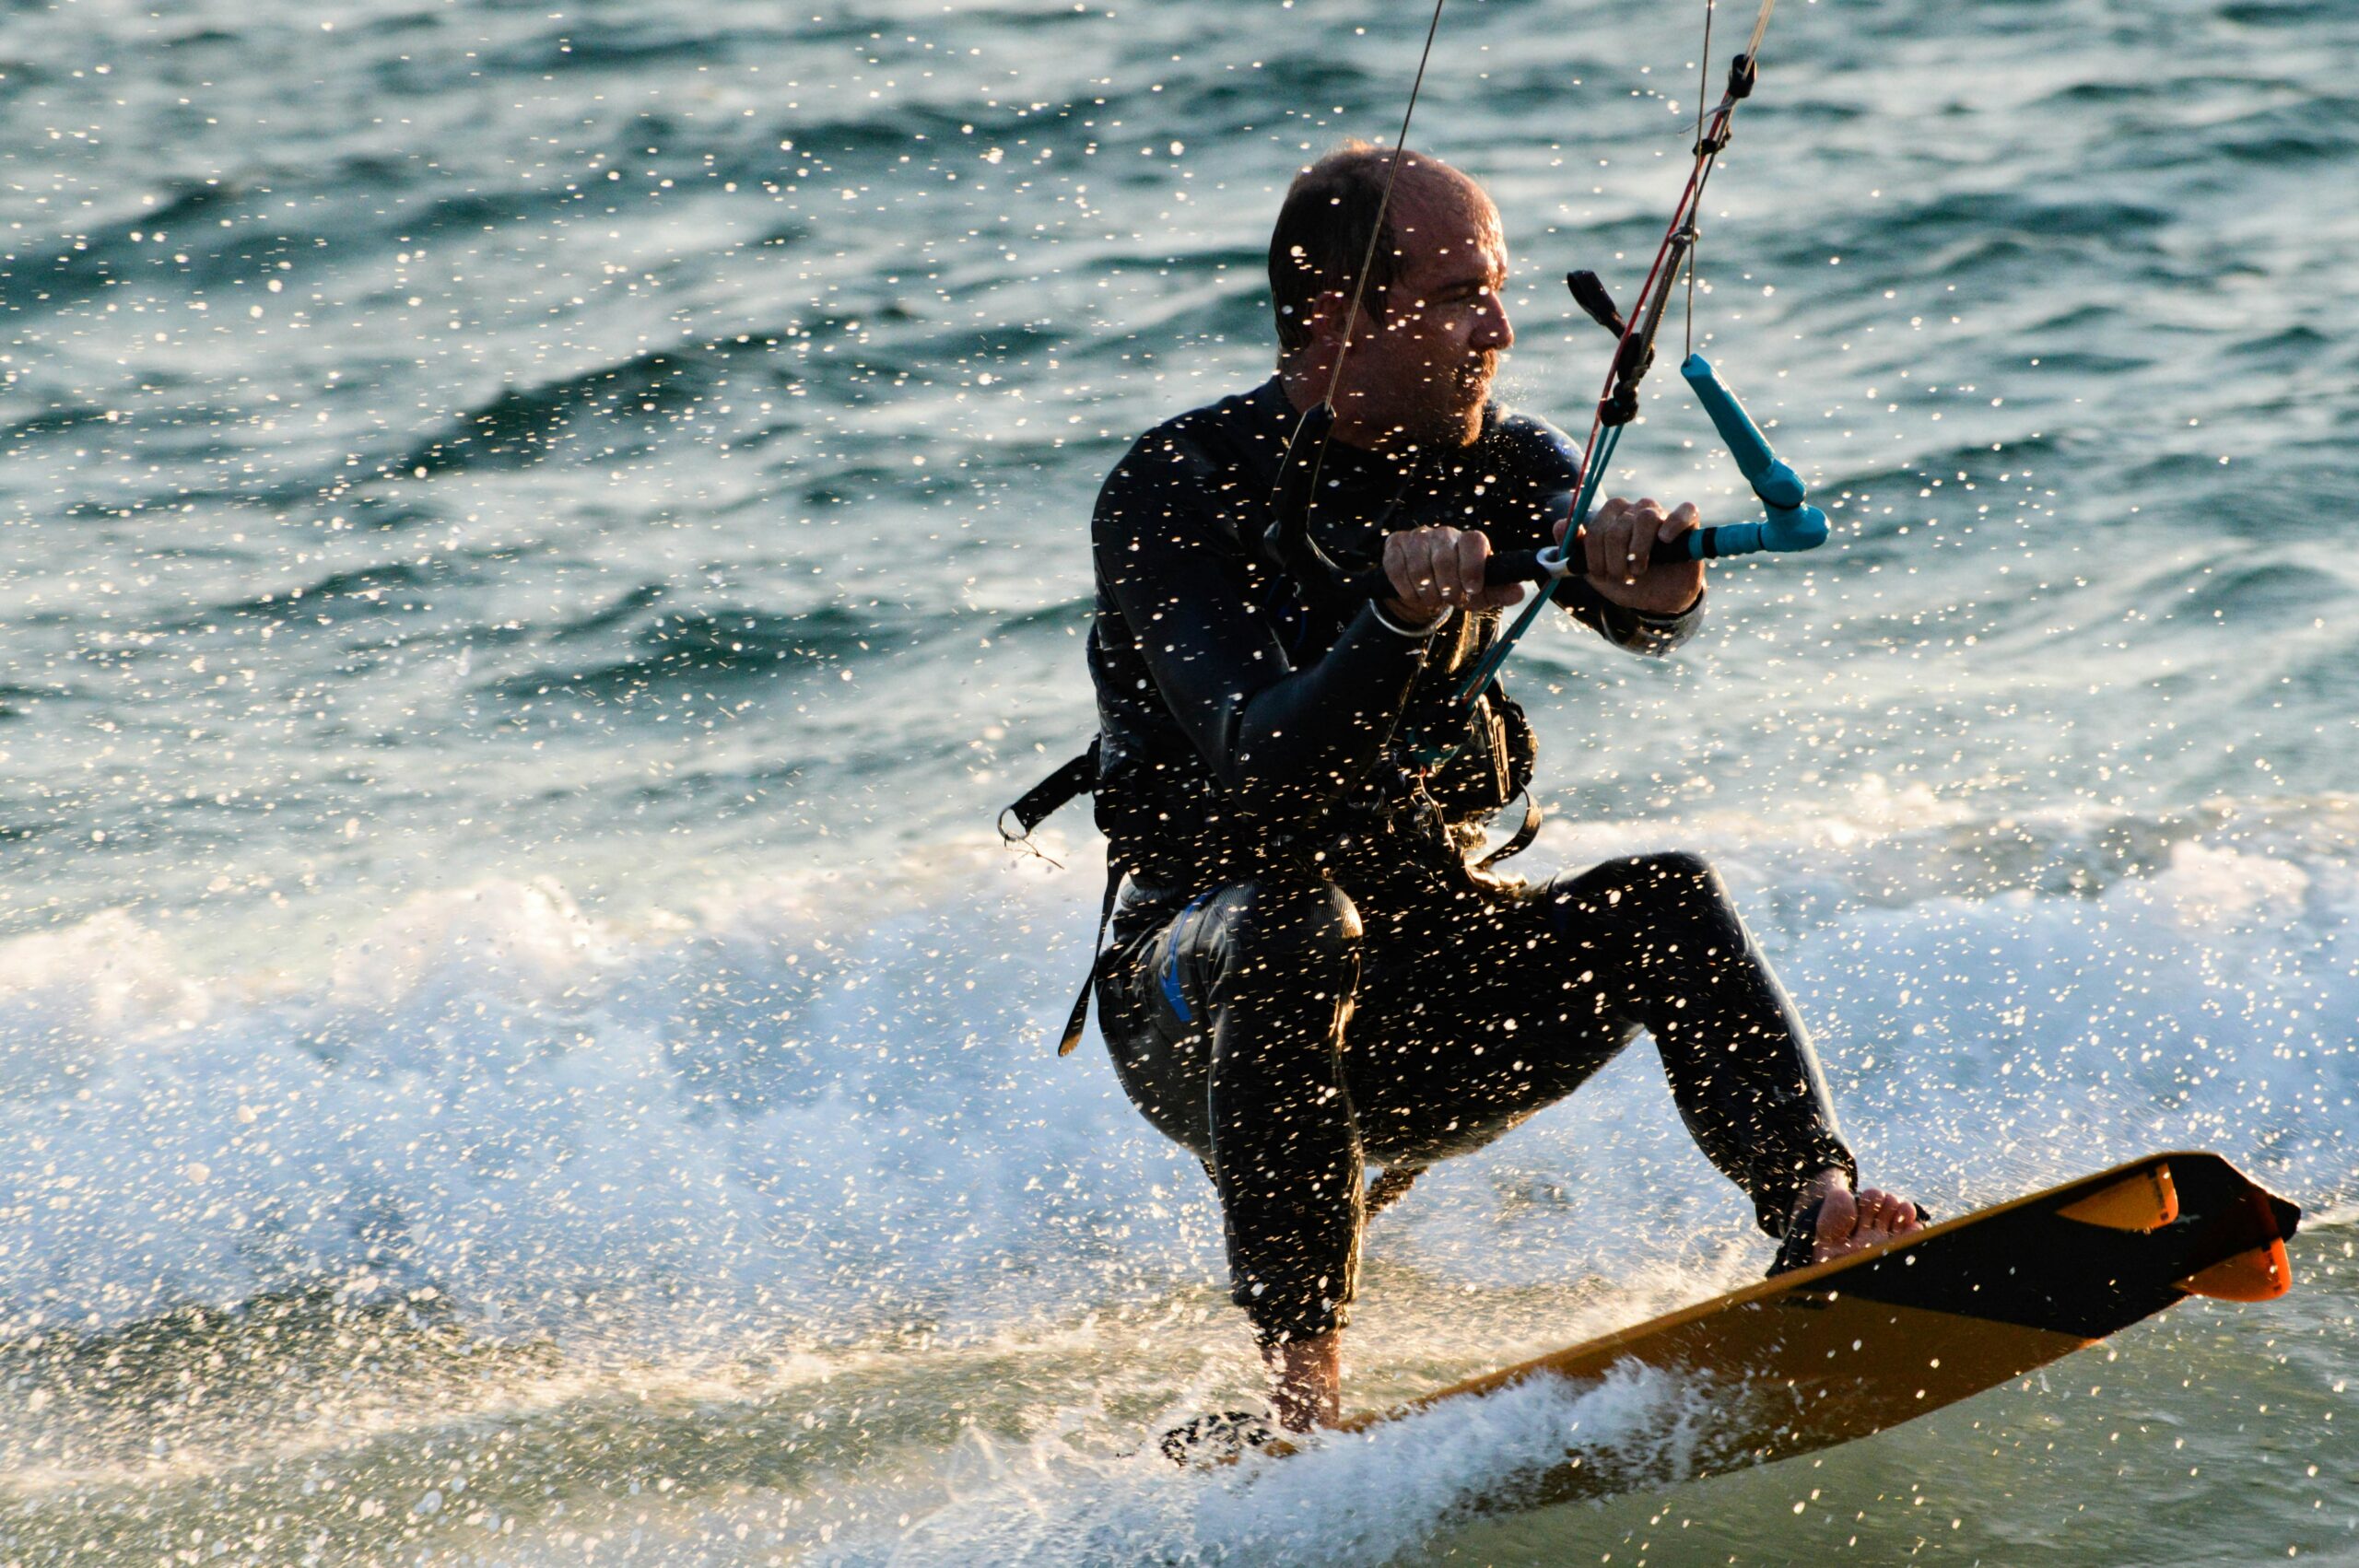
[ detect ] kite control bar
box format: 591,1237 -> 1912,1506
1438,353 -> 1827,702
1344,355 -> 1826,603
1462,351 -> 1830,589
1494,354 -> 1827,579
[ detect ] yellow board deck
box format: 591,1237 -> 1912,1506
1308,1151 -> 2299,1507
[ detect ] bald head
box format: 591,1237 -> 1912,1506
1267,144 -> 1496,358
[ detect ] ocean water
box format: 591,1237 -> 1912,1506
1,0 -> 2354,1562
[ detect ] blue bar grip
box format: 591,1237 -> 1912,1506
1658,517 -> 1818,560
1679,353 -> 1828,555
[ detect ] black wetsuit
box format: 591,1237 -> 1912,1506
1086,376 -> 1854,1347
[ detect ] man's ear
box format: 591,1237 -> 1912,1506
1302,287 -> 1379,356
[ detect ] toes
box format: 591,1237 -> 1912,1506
1861,1190 -> 1920,1238
1802,1184 -> 1926,1269
1854,1189 -> 1904,1239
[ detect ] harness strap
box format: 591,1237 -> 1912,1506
1001,745 -> 1123,1058
1056,866 -> 1122,1057
1476,789 -> 1543,871
998,741 -> 1098,843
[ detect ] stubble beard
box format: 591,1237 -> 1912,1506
1337,351 -> 1496,451
1428,356 -> 1496,446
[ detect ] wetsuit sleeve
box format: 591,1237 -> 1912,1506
1553,574 -> 1705,659
1092,439 -> 1429,811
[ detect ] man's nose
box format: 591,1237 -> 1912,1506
1475,292 -> 1514,351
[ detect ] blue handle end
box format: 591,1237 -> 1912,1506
1766,502 -> 1829,553
1670,503 -> 1826,562
1676,352 -> 1825,560
1681,354 -> 1776,481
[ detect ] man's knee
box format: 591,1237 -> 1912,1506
1208,876 -> 1361,999
1554,848 -> 1719,917
1625,848 -> 1719,896
1547,851 -> 1750,977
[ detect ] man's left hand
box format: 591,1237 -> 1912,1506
1558,496 -> 1705,616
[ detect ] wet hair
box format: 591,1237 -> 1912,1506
1267,142 -> 1411,357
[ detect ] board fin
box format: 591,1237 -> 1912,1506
2177,1185 -> 2295,1301
2179,1237 -> 2290,1301
2058,1163 -> 2178,1232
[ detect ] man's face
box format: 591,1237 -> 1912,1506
1328,170 -> 1513,449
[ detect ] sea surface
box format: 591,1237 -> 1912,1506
1,0 -> 2354,1562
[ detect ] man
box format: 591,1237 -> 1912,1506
1080,143 -> 1921,1433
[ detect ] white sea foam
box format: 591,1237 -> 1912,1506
814,1362 -> 1710,1568
0,863 -> 1209,1343
0,813 -> 2350,1351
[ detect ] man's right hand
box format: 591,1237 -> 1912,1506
1380,525 -> 1528,627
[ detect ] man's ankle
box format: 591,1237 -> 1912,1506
1262,1329 -> 1343,1433
1792,1165 -> 1853,1223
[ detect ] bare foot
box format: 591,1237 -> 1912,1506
1262,1329 -> 1342,1433
1797,1168 -> 1924,1266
